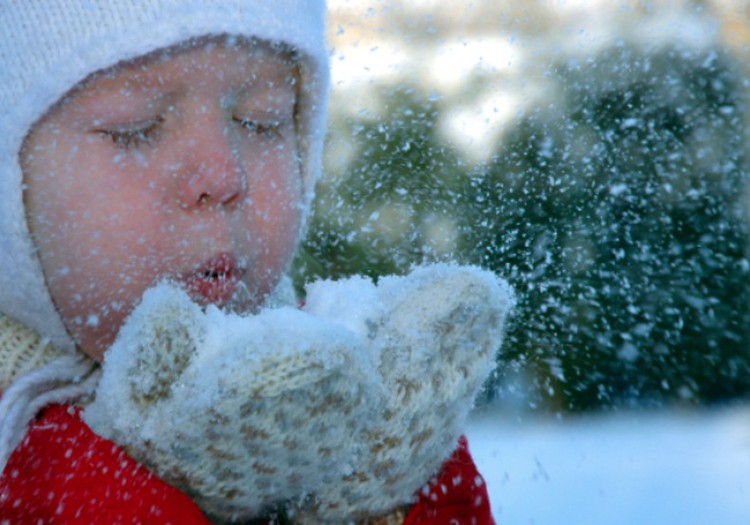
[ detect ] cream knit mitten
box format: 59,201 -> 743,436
84,284 -> 377,522
84,264 -> 513,523
299,264 -> 512,521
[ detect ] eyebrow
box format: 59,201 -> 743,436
64,48 -> 300,122
73,80 -> 175,123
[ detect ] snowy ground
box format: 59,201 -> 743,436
467,406 -> 750,524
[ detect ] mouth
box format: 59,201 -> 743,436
183,252 -> 246,305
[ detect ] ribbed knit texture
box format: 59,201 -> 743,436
0,313 -> 60,391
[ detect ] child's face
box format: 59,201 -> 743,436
22,38 -> 303,360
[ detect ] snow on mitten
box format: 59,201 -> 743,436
84,282 -> 379,523
300,263 -> 514,521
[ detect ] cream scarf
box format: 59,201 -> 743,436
0,312 -> 100,471
0,312 -> 76,389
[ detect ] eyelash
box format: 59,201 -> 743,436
97,115 -> 284,151
97,117 -> 163,150
233,117 -> 283,139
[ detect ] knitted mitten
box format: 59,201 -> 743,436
84,283 -> 378,523
298,263 -> 513,521
84,264 -> 513,524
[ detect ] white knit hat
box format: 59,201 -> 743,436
0,0 -> 330,353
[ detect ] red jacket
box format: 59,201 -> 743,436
0,404 -> 494,524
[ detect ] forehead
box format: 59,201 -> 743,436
63,36 -> 298,107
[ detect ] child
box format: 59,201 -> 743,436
0,1 -> 509,523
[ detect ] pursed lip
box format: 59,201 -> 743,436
183,252 -> 246,305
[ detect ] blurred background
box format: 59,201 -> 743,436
293,0 -> 750,414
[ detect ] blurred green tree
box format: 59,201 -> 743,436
295,84 -> 468,280
295,42 -> 750,412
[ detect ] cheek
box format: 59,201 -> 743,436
33,199 -> 165,352
238,143 -> 303,278
259,148 -> 302,241
26,141 -> 178,355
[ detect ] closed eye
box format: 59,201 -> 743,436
95,116 -> 164,149
232,116 -> 283,139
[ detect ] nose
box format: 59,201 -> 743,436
176,112 -> 246,210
